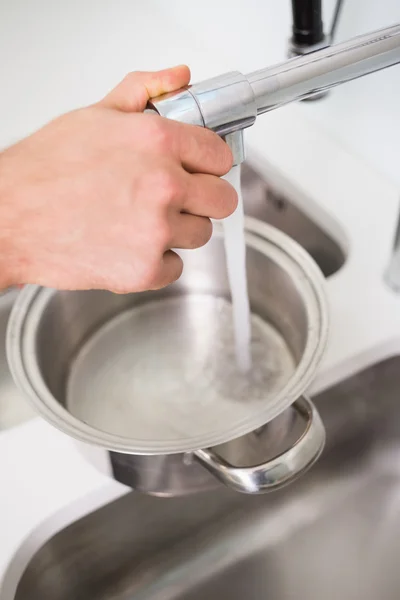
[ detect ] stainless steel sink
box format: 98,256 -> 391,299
12,357 -> 400,600
0,289 -> 35,431
241,162 -> 345,277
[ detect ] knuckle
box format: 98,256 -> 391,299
154,167 -> 183,205
150,118 -> 172,152
122,71 -> 142,86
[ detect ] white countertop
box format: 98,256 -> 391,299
0,1 -> 400,596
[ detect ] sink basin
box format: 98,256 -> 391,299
12,357 -> 400,600
241,162 -> 345,277
0,289 -> 35,431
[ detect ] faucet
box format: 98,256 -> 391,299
147,23 -> 400,166
289,0 -> 336,100
290,0 -> 327,56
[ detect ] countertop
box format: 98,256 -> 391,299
0,1 -> 400,596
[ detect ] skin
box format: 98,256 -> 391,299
0,65 -> 237,293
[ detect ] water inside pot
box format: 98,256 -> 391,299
66,295 -> 296,442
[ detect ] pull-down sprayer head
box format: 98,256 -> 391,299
147,24 -> 400,165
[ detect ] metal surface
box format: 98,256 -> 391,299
147,72 -> 255,164
223,130 -> 245,166
194,396 -> 325,493
68,288 -> 326,495
288,35 -> 328,58
11,356 -> 400,600
248,24 -> 400,114
7,217 -> 328,458
105,395 -> 324,495
148,71 -> 256,136
99,164 -> 342,495
149,24 -> 400,135
0,289 -> 34,431
241,163 -> 345,277
384,200 -> 400,293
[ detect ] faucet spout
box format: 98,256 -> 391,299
148,24 -> 400,163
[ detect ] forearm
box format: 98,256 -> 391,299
0,149 -> 21,290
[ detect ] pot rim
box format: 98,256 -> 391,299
6,217 -> 329,455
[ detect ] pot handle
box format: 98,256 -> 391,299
193,396 -> 325,494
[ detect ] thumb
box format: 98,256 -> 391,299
100,65 -> 191,112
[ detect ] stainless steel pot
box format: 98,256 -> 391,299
0,288 -> 35,431
7,218 -> 329,495
76,395 -> 324,495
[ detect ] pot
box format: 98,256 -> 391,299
7,217 -> 329,495
0,288 -> 35,431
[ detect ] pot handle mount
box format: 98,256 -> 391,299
193,396 -> 325,494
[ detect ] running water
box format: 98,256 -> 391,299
222,165 -> 252,372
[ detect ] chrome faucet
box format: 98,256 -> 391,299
147,24 -> 400,166
289,0 -> 343,100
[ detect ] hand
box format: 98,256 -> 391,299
0,66 -> 237,292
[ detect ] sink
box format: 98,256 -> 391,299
241,162 -> 345,277
0,289 -> 35,431
11,357 -> 400,600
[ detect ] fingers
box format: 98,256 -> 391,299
182,172 -> 238,219
101,65 -> 191,112
149,250 -> 183,290
101,65 -> 233,177
143,116 -> 233,177
169,214 -> 213,250
176,122 -> 233,176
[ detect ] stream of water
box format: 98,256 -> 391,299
222,165 -> 252,372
